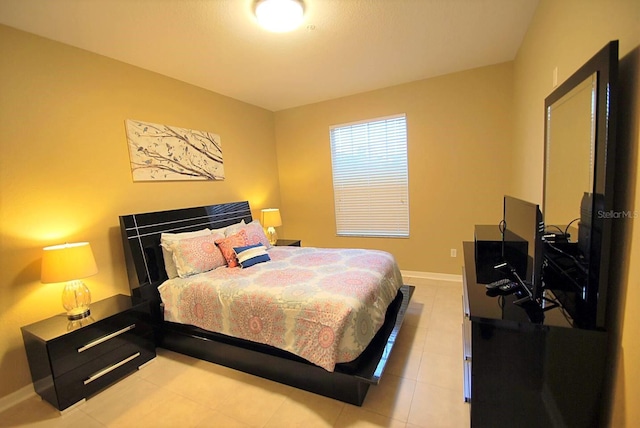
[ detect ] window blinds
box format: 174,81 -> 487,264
329,114 -> 409,237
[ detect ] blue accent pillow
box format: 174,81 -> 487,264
233,243 -> 271,268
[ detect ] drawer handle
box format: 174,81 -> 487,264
83,352 -> 140,385
77,324 -> 136,353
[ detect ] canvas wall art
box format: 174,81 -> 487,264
125,119 -> 224,181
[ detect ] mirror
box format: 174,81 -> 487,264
542,41 -> 618,329
544,73 -> 596,233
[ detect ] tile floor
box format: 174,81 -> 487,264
0,277 -> 470,427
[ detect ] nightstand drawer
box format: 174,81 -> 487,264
55,339 -> 155,410
22,294 -> 157,411
48,313 -> 153,377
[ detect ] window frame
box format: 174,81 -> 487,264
329,113 -> 410,238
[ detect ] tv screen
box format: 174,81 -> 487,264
502,196 -> 544,304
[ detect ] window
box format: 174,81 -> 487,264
329,114 -> 409,237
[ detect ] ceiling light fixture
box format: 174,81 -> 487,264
255,0 -> 304,33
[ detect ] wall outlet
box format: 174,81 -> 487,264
450,248 -> 457,258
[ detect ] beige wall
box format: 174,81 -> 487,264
274,62 -> 515,273
3,3 -> 638,422
0,25 -> 280,399
511,0 -> 640,425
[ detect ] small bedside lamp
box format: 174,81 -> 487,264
41,242 -> 98,320
261,208 -> 282,245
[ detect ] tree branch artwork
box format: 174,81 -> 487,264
125,119 -> 224,181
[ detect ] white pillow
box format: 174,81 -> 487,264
160,228 -> 211,279
223,219 -> 246,236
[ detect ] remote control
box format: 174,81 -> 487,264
485,278 -> 511,289
498,282 -> 519,293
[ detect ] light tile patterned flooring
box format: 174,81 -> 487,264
0,277 -> 470,427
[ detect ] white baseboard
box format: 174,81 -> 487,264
0,384 -> 35,413
401,270 -> 462,283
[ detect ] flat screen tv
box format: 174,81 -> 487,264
500,196 -> 545,306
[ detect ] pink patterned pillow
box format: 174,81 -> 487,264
160,228 -> 212,279
243,220 -> 272,248
215,229 -> 249,268
167,233 -> 226,278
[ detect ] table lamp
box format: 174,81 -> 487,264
261,208 -> 282,245
41,242 -> 98,320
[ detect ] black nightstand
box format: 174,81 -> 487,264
21,294 -> 156,412
275,239 -> 301,247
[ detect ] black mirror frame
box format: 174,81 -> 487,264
543,40 -> 618,329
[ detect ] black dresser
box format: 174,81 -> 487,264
462,242 -> 607,427
21,294 -> 156,411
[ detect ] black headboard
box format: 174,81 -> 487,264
119,201 -> 253,301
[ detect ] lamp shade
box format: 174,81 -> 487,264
261,208 -> 282,228
41,242 -> 98,283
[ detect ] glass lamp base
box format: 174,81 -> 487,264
67,307 -> 91,321
62,280 -> 92,321
266,226 -> 278,245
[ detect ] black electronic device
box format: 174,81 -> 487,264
499,282 -> 519,293
474,225 -> 504,283
475,196 -> 558,311
484,278 -> 520,297
501,196 -> 546,307
484,278 -> 512,290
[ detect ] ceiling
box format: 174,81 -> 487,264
0,0 -> 539,111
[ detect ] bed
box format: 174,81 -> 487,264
119,201 -> 414,405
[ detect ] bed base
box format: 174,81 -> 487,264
119,201 -> 414,406
159,285 -> 413,406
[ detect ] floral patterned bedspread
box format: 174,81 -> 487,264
158,246 -> 403,371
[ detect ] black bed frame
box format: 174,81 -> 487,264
119,201 -> 414,405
